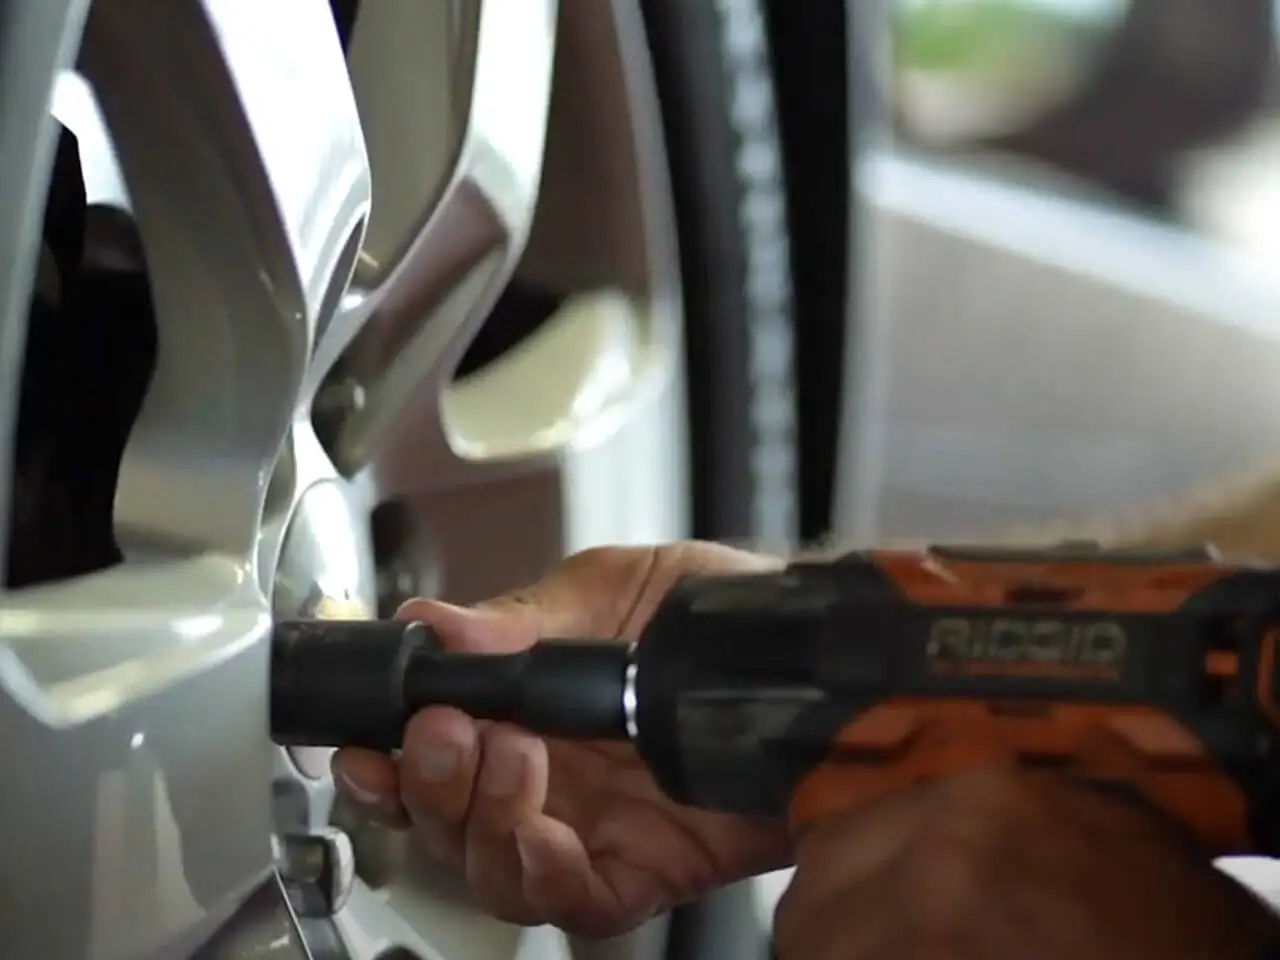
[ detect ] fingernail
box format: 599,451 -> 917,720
480,738 -> 527,797
514,826 -> 543,877
336,768 -> 384,806
418,729 -> 473,782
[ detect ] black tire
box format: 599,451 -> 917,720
639,0 -> 800,547
638,6 -> 798,958
765,0 -> 855,545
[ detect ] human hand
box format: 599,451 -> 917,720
773,766 -> 1280,960
332,542 -> 793,938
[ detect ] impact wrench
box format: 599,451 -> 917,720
269,541 -> 1280,852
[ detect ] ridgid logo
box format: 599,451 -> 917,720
924,615 -> 1128,681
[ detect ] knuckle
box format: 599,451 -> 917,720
400,785 -> 474,826
469,729 -> 539,829
399,755 -> 475,824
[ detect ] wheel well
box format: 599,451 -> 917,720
6,121 -> 157,589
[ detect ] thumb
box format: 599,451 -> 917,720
395,598 -> 538,654
389,547 -> 647,657
400,542 -> 778,654
475,541 -> 779,642
474,545 -> 664,641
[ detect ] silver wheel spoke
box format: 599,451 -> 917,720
319,0 -> 558,485
3,2 -> 370,956
2,0 -> 685,955
0,0 -> 89,577
1,555 -> 275,958
81,0 -> 369,553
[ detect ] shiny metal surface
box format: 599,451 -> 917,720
269,478 -> 377,630
623,659 -> 639,740
326,0 -> 556,490
194,877 -> 313,960
0,0 -> 693,957
269,475 -> 377,791
277,828 -> 357,920
1,0 -> 367,955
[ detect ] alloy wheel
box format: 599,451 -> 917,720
0,1 -> 688,958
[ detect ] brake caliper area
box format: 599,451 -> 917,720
6,124 -> 157,588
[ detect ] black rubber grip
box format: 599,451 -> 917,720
270,620 -> 630,751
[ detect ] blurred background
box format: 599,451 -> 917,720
890,0 -> 1278,254
842,0 -> 1280,543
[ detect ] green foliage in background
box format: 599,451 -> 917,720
892,0 -> 1102,78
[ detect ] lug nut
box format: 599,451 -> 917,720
274,826 -> 356,918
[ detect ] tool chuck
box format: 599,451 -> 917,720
270,620 -> 631,751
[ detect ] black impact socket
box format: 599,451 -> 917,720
270,619 -> 632,752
